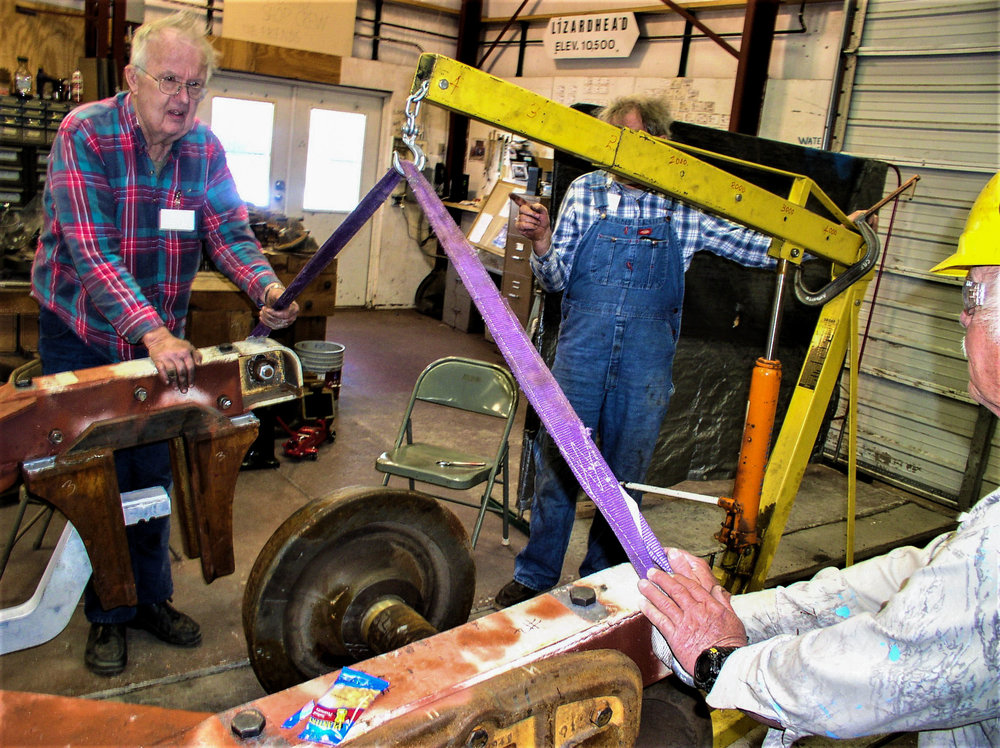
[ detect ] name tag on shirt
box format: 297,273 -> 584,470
606,192 -> 621,213
160,209 -> 196,232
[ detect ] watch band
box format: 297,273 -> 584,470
693,645 -> 740,692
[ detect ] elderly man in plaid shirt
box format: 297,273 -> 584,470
31,12 -> 298,675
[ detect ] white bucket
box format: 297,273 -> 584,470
294,340 -> 345,375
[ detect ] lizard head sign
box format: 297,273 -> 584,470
542,12 -> 639,60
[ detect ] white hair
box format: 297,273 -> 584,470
131,12 -> 218,81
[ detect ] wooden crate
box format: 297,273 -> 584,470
0,315 -> 17,353
265,252 -> 338,317
188,257 -> 337,348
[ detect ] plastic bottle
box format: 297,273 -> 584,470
14,56 -> 32,99
71,69 -> 83,103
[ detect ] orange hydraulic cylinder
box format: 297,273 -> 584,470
726,357 -> 782,548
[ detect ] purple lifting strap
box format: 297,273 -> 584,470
400,161 -> 671,578
250,168 -> 403,338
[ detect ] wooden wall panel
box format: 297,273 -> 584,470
2,1 -> 86,93
0,3 -> 343,96
211,37 -> 341,86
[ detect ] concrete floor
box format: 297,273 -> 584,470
0,308 -> 956,745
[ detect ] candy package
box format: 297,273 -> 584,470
287,667 -> 390,745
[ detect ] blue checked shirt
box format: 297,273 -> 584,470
31,92 -> 279,362
530,171 -> 775,292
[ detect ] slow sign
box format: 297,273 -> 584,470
542,12 -> 639,60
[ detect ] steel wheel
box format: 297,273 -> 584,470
243,485 -> 475,693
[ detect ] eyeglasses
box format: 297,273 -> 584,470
134,65 -> 207,101
963,277 -> 987,316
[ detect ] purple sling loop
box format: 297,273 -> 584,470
250,168 -> 402,338
400,160 -> 671,578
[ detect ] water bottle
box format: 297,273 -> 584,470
14,56 -> 32,99
71,69 -> 83,103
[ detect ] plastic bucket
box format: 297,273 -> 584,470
294,340 -> 345,375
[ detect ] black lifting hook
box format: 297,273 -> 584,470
793,215 -> 881,306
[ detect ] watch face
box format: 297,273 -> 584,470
695,646 -> 738,691
695,650 -> 715,685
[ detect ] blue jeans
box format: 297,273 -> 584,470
39,309 -> 173,622
513,308 -> 678,589
513,196 -> 682,591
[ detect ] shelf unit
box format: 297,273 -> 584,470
0,96 -> 72,206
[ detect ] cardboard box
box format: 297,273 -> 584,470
466,180 -> 523,256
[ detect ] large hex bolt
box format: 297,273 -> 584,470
592,705 -> 613,728
247,354 -> 278,383
569,585 -> 597,607
231,707 -> 266,739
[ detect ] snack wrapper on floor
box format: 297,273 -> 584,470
292,667 -> 390,745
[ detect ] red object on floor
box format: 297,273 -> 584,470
281,418 -> 334,460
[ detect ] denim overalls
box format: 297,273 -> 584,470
514,184 -> 683,590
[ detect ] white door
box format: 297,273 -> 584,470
202,73 -> 384,307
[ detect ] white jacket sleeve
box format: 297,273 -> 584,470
708,491 -> 1000,746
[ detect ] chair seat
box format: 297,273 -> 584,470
376,443 -> 494,489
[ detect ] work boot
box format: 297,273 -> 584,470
129,601 -> 202,647
495,579 -> 549,608
85,623 -> 127,676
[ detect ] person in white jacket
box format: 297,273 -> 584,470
638,171 -> 1000,747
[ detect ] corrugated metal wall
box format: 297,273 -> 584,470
824,0 -> 1000,506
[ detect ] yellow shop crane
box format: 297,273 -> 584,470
409,53 -> 894,594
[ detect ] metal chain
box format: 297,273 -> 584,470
393,79 -> 429,174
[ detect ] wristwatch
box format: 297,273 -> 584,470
693,645 -> 740,692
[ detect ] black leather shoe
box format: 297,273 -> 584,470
129,601 -> 202,647
85,623 -> 127,676
495,579 -> 548,608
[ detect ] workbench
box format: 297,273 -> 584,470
187,251 -> 337,348
0,250 -> 337,360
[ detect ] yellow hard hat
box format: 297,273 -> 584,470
930,171 -> 1000,276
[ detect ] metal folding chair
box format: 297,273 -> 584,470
376,357 -> 521,548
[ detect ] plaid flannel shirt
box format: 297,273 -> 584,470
530,171 -> 775,292
31,92 -> 278,362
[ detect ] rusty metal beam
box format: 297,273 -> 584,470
173,565 -> 671,745
0,691 -> 211,746
83,0 -> 110,58
729,0 -> 780,134
658,0 -> 740,57
22,449 -> 135,606
0,340 -> 302,609
478,0 -> 531,67
110,0 -> 129,89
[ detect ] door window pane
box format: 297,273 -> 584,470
210,97 -> 275,207
303,109 -> 366,212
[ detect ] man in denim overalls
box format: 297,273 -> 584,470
496,96 -> 775,608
